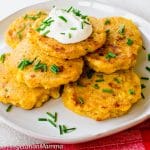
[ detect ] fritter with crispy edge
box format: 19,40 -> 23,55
85,17 -> 143,74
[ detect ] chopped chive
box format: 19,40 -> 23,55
95,79 -> 104,82
81,22 -> 84,29
60,32 -> 65,35
67,6 -> 73,13
105,52 -> 116,60
38,118 -> 47,121
104,19 -> 110,25
84,21 -> 90,25
16,25 -> 26,40
105,29 -> 110,34
24,11 -> 45,20
70,27 -> 77,30
141,77 -> 149,80
78,97 -> 84,105
141,92 -> 145,99
47,119 -> 57,127
148,54 -> 150,61
54,112 -> 58,122
6,105 -> 13,112
127,38 -> 133,46
18,59 -> 33,70
50,64 -> 60,74
64,127 -> 76,133
59,125 -> 63,135
118,24 -> 125,35
46,112 -> 55,119
141,84 -> 146,89
0,54 -> 6,63
129,89 -> 135,95
113,77 -> 121,83
68,33 -> 72,38
145,66 -> 150,72
96,74 -> 103,78
102,88 -> 113,93
58,16 -> 67,23
62,125 -> 67,133
42,30 -> 50,36
93,84 -> 99,89
34,60 -> 47,72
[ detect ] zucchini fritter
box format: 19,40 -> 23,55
62,70 -> 141,120
0,57 -> 60,110
6,37 -> 84,89
5,10 -> 47,49
85,17 -> 143,74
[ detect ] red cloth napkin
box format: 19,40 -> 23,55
0,119 -> 150,150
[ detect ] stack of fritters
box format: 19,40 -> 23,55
3,10 -> 142,120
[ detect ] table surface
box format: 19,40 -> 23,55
0,0 -> 150,146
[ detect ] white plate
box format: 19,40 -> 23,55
0,0 -> 150,144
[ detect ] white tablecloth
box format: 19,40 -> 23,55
0,0 -> 150,146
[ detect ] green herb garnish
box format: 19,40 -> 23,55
145,66 -> 150,72
42,30 -> 50,36
102,88 -> 113,93
81,22 -> 84,29
105,52 -> 116,60
38,118 -> 47,121
16,25 -> 26,40
148,54 -> 150,61
6,105 -> 13,112
141,84 -> 146,89
34,60 -> 47,72
50,64 -> 60,74
93,84 -> 99,89
129,89 -> 135,95
113,77 -> 121,83
67,6 -> 73,13
68,33 -> 72,38
36,17 -> 54,32
78,97 -> 84,105
59,125 -> 76,135
141,92 -> 145,99
0,54 -> 6,63
105,29 -> 110,34
59,125 -> 63,135
104,19 -> 110,25
118,24 -> 125,35
95,79 -> 104,82
141,77 -> 149,80
60,32 -> 65,35
24,11 -> 46,20
58,16 -> 67,22
18,59 -> 33,70
127,38 -> 133,46
46,112 -> 58,122
70,27 -> 77,30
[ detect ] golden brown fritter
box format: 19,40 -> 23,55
85,17 -> 143,74
5,10 -> 47,49
6,37 -> 84,89
31,17 -> 106,59
0,56 -> 60,110
62,70 -> 141,121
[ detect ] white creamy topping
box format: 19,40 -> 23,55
38,7 -> 93,44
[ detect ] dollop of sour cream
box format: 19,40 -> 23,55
38,7 -> 93,44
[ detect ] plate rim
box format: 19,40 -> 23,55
0,0 -> 150,144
